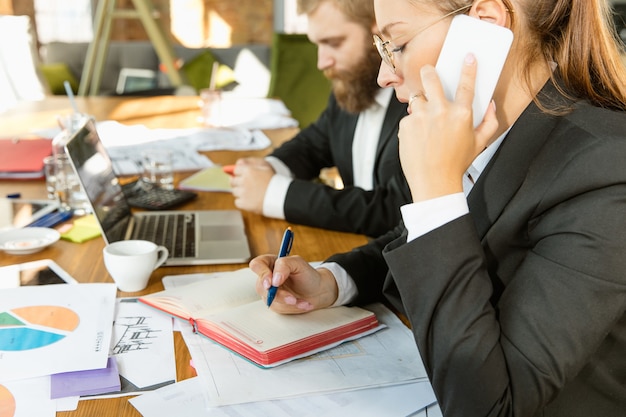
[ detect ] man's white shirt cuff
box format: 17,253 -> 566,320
265,156 -> 293,178
262,174 -> 291,219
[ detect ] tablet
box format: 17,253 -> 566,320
0,259 -> 77,289
0,198 -> 59,230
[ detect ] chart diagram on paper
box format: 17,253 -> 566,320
0,306 -> 80,351
0,283 -> 116,382
0,378 -> 56,417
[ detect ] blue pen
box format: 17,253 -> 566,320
267,227 -> 294,307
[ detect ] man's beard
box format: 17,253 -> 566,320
324,46 -> 382,114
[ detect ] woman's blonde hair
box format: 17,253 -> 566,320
412,0 -> 626,111
297,0 -> 376,30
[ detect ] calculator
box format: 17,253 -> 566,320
122,180 -> 197,210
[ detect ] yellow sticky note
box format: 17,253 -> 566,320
60,214 -> 102,243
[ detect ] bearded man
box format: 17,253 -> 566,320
229,0 -> 410,237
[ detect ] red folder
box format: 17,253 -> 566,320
0,138 -> 52,179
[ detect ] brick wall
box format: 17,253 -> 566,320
203,0 -> 274,44
118,0 -> 275,46
6,0 -> 274,47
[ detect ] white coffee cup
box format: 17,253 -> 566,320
103,240 -> 168,292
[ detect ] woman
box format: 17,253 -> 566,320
250,0 -> 626,415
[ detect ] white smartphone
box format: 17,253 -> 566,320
435,15 -> 513,127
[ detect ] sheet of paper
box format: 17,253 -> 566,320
426,403 -> 443,417
0,283 -> 116,382
160,266 -> 322,290
0,377 -> 56,417
130,376 -> 437,417
100,132 -> 214,177
162,270 -> 249,332
96,121 -> 272,150
145,267 -> 259,318
184,127 -> 272,151
214,95 -> 299,130
95,120 -> 274,176
55,395 -> 79,412
85,298 -> 176,398
180,302 -> 427,406
129,377 -> 210,417
406,403 -> 444,417
162,270 -> 252,289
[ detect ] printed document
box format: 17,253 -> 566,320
0,283 -> 116,382
130,376 -> 437,417
181,302 -> 426,405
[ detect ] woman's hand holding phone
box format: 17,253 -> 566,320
400,16 -> 511,202
400,57 -> 498,203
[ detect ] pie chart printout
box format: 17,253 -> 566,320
0,384 -> 16,417
0,306 -> 80,351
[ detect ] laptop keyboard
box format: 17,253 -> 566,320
131,213 -> 196,258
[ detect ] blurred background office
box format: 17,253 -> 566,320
0,0 -> 622,118
0,0 -> 332,126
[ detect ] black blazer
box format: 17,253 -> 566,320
270,92 -> 410,237
329,81 -> 626,416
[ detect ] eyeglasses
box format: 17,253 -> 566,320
373,4 -> 473,73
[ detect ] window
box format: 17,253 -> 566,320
34,0 -> 93,44
274,0 -> 307,34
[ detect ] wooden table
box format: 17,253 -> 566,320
0,96 -> 368,416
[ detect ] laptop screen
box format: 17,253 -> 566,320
64,119 -> 132,243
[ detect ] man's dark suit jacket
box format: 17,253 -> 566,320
270,92 -> 411,237
328,81 -> 626,416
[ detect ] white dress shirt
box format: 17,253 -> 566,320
261,88 -> 393,219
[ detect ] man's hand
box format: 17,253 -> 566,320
230,157 -> 275,213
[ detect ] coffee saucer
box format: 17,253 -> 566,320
0,227 -> 61,255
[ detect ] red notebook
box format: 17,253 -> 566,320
0,138 -> 52,179
139,268 -> 382,367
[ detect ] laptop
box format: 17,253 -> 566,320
115,68 -> 158,94
64,118 -> 251,266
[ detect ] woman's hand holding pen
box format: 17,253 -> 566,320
249,254 -> 339,314
400,54 -> 498,203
